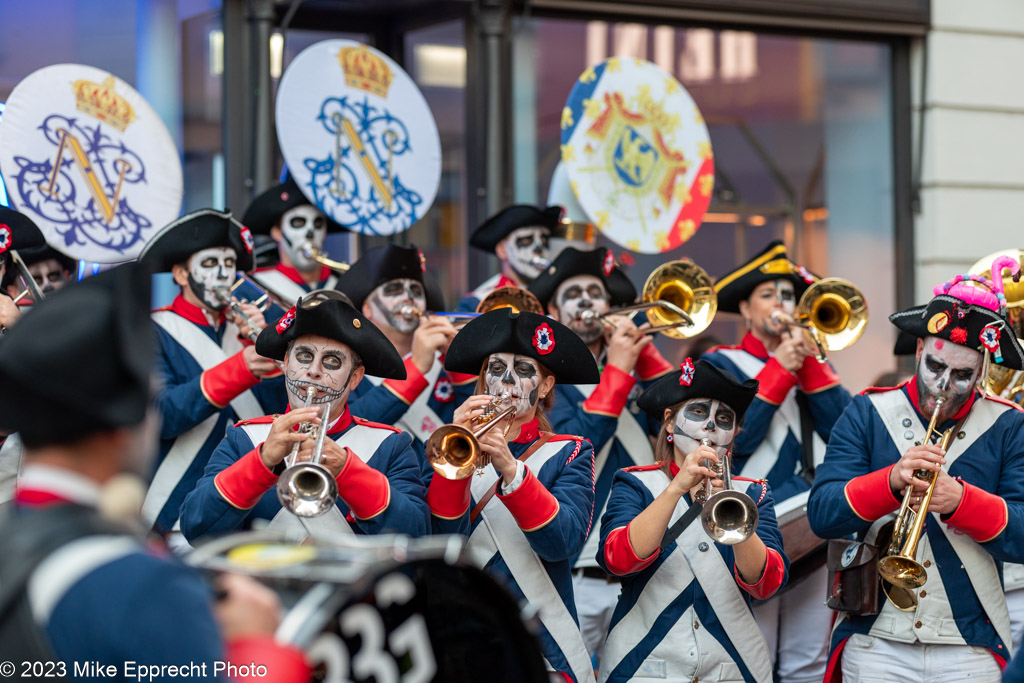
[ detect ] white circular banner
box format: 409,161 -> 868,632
0,64 -> 183,263
276,40 -> 442,236
559,57 -> 714,254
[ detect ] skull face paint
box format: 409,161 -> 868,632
188,246 -> 237,312
553,274 -> 609,345
672,398 -> 738,457
367,278 -> 427,335
285,335 -> 359,417
916,336 -> 982,420
747,279 -> 796,338
484,352 -> 543,417
502,227 -> 550,282
278,205 -> 328,272
28,258 -> 71,295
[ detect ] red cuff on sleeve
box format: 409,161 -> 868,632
383,356 -> 428,405
735,547 -> 786,599
497,467 -> 559,531
843,464 -> 901,521
447,369 -> 478,386
426,472 -> 473,519
583,365 -> 637,416
755,357 -> 799,405
214,448 -> 279,509
336,449 -> 391,519
603,524 -> 660,575
796,355 -> 841,393
225,636 -> 311,683
200,351 -> 260,408
943,481 -> 1009,543
635,343 -> 674,381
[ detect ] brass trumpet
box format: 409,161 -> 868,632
877,397 -> 954,611
771,277 -> 868,363
426,392 -> 518,480
300,241 -> 350,274
276,386 -> 339,518
214,277 -> 271,343
477,286 -> 544,315
694,438 -> 759,545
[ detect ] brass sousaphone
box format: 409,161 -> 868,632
970,249 -> 1024,402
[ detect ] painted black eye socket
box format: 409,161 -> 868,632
925,359 -> 945,373
515,235 -> 535,248
200,257 -> 218,268
313,217 -> 325,229
585,285 -> 606,300
488,360 -> 507,376
382,282 -> 404,296
562,285 -> 583,300
953,369 -> 975,381
295,350 -> 314,363
716,412 -> 736,429
778,291 -> 795,302
289,216 -> 307,228
514,361 -> 536,378
408,283 -> 424,298
323,356 -> 343,371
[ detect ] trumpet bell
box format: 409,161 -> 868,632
276,463 -> 339,518
877,554 -> 927,590
642,260 -> 717,339
426,425 -> 489,480
700,489 -> 759,545
796,277 -> 868,352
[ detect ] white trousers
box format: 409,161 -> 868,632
841,634 -> 1001,682
572,572 -> 620,667
751,564 -> 830,683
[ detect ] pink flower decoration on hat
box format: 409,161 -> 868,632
533,322 -> 555,355
680,357 -> 695,386
276,306 -> 296,333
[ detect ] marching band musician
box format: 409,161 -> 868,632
455,204 -> 560,313
597,358 -> 787,682
703,240 -> 851,683
180,294 -> 430,541
138,209 -> 285,541
0,244 -> 76,300
425,308 -> 600,683
242,176 -> 348,303
807,268 -> 1024,681
528,245 -> 674,663
0,264 -> 310,683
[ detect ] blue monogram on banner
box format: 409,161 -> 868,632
10,113 -> 150,254
303,95 -> 423,236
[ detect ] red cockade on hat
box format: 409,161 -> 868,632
417,249 -> 427,273
433,378 -> 454,403
0,225 -> 10,255
680,357 -> 695,386
981,323 -> 1004,363
602,250 -> 614,277
797,266 -> 815,285
533,322 -> 555,355
239,225 -> 254,254
276,306 -> 296,333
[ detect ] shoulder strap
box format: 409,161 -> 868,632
796,392 -> 816,484
470,432 -> 556,524
659,500 -> 703,551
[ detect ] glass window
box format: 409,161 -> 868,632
515,19 -> 895,390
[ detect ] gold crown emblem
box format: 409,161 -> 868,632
338,45 -> 393,98
71,75 -> 136,132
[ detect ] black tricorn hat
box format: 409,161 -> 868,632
255,295 -> 406,380
637,358 -> 759,423
0,206 -> 48,257
894,330 -> 918,356
714,240 -> 816,314
241,177 -> 347,235
444,308 -> 599,385
334,243 -> 444,311
528,246 -> 636,310
889,295 -> 1024,370
470,204 -> 563,253
138,209 -> 255,273
0,263 -> 153,445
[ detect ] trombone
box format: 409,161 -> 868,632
694,438 -> 759,545
397,287 -> 546,327
771,277 -> 868,363
300,241 -> 350,274
876,397 -> 955,611
277,386 -> 339,518
214,277 -> 271,343
426,392 -> 518,480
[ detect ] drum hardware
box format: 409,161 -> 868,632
426,392 -> 518,480
771,277 -> 868,363
877,397 -> 955,611
277,386 -> 339,518
692,438 -> 759,545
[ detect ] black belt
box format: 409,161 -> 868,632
574,567 -> 621,583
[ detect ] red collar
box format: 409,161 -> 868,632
740,332 -> 771,360
905,376 -> 977,422
284,403 -> 353,434
169,293 -> 222,328
511,418 -> 540,443
496,274 -> 519,289
275,262 -> 330,286
14,489 -> 74,506
668,460 -> 680,478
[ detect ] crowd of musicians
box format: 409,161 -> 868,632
1,180 -> 1024,683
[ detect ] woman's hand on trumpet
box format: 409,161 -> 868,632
453,394 -> 494,427
667,442 -> 722,498
604,315 -> 652,374
259,407 -> 321,469
477,425 -> 518,487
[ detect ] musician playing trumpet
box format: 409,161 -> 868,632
808,266 -> 1024,682
180,295 -> 429,542
597,358 -> 787,682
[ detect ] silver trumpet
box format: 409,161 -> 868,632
276,386 -> 339,518
214,278 -> 270,343
693,438 -> 758,545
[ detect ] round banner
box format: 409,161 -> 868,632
559,57 -> 714,254
0,64 -> 183,263
276,40 -> 442,236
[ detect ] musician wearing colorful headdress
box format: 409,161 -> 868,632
425,308 -> 600,683
242,176 -> 347,302
528,245 -> 674,663
703,240 -> 852,682
598,358 -> 787,682
808,257 -> 1024,682
137,210 -> 284,543
455,204 -> 561,314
